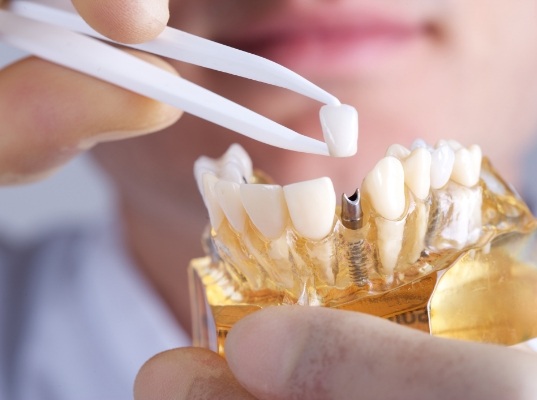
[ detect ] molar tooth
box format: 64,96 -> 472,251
201,173 -> 225,230
215,180 -> 247,232
385,144 -> 411,160
410,138 -> 432,151
363,156 -> 405,220
240,184 -> 289,239
435,139 -> 463,152
469,144 -> 482,179
320,104 -> 358,157
451,146 -> 481,187
403,148 -> 431,200
284,177 -> 336,241
194,156 -> 217,196
430,144 -> 455,189
447,139 -> 463,151
222,144 -> 253,182
220,160 -> 244,183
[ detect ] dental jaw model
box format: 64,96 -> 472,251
190,141 -> 537,355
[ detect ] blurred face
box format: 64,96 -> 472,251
94,0 -> 537,218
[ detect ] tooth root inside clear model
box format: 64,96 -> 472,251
193,140 -> 516,300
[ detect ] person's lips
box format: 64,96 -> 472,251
217,7 -> 430,78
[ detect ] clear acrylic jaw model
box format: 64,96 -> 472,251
189,143 -> 537,355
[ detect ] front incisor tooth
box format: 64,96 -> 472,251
240,184 -> 289,239
201,173 -> 225,230
284,177 -> 336,241
363,156 -> 405,220
451,146 -> 481,187
430,144 -> 455,189
403,148 -> 431,200
215,180 -> 247,232
319,104 -> 358,157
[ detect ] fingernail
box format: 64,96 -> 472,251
225,307 -> 307,396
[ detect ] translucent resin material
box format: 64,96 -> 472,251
189,157 -> 537,354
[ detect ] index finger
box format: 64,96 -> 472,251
71,0 -> 169,43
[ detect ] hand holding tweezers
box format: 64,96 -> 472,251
0,0 -> 350,156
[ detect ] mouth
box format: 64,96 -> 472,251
216,5 -> 431,77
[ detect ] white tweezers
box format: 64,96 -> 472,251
0,0 -> 342,156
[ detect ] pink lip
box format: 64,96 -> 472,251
218,7 -> 429,78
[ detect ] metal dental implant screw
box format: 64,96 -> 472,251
341,190 -> 368,286
341,189 -> 363,230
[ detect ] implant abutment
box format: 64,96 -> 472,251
341,189 -> 363,230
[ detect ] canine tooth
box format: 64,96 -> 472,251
451,147 -> 481,187
320,104 -> 358,157
363,157 -> 405,221
284,177 -> 336,240
201,173 -> 225,230
385,144 -> 410,160
403,148 -> 431,200
215,180 -> 247,232
240,184 -> 289,239
430,144 -> 455,189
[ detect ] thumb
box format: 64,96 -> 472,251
0,50 -> 182,184
225,306 -> 537,400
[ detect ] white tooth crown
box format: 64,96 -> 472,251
430,144 -> 455,189
403,148 -> 431,200
201,173 -> 225,230
451,145 -> 482,187
320,104 -> 359,157
385,144 -> 411,159
215,180 -> 247,233
240,184 -> 289,239
363,156 -> 406,221
284,177 -> 336,241
222,144 -> 253,182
